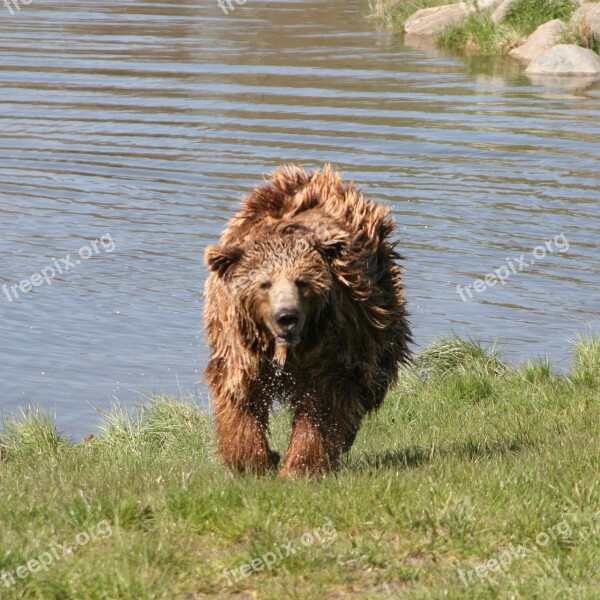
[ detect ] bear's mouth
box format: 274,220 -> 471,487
276,334 -> 300,347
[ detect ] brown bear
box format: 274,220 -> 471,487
204,165 -> 411,479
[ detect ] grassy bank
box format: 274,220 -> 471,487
372,0 -> 599,56
1,335 -> 600,599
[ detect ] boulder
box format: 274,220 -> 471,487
570,2 -> 600,40
526,43 -> 600,74
509,19 -> 565,62
404,3 -> 470,35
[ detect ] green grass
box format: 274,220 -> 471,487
1,334 -> 600,598
438,11 -> 518,55
503,0 -> 579,37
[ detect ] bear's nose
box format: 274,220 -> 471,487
275,309 -> 300,332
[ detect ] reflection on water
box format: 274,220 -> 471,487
0,0 -> 598,437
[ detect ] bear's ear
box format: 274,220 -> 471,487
314,229 -> 347,261
205,245 -> 244,277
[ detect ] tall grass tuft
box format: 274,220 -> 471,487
0,408 -> 68,462
570,333 -> 600,387
439,12 -> 518,54
520,357 -> 554,384
504,0 -> 579,36
412,335 -> 506,380
96,396 -> 216,461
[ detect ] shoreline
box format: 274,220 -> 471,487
370,0 -> 600,77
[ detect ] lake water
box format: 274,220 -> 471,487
1,0 -> 599,438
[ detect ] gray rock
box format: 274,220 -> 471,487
570,2 -> 600,40
404,3 -> 470,35
509,19 -> 564,62
526,43 -> 600,74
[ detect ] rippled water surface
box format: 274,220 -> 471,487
1,0 -> 599,436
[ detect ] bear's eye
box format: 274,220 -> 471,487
259,281 -> 272,291
296,279 -> 309,290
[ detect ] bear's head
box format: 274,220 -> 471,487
206,225 -> 345,354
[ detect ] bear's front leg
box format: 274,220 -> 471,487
279,400 -> 348,480
214,394 -> 279,474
